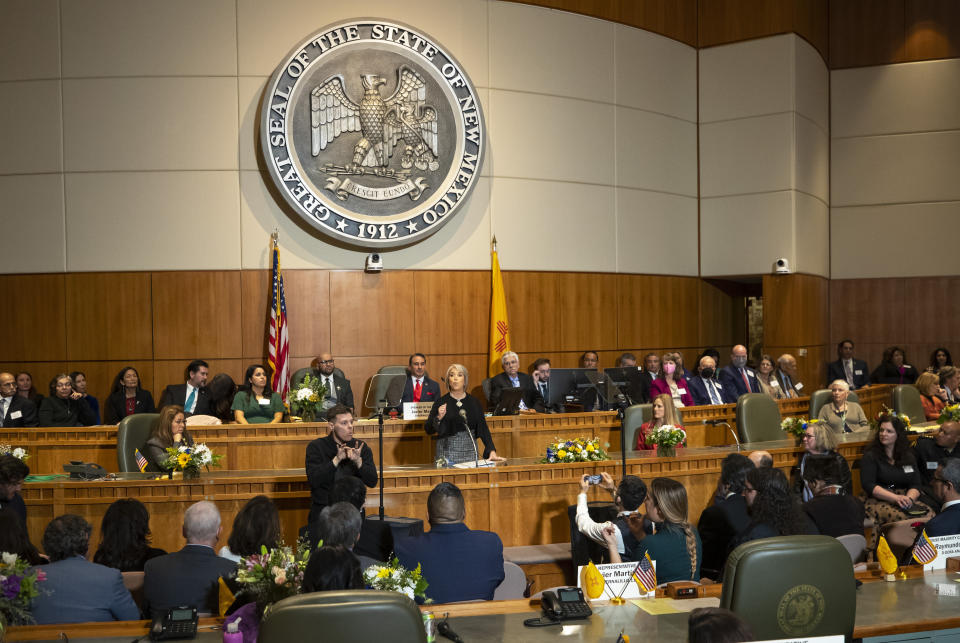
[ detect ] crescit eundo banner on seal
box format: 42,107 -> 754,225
260,19 -> 485,248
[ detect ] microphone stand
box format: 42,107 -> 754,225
377,402 -> 386,520
460,408 -> 479,469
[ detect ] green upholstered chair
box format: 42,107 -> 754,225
735,393 -> 782,443
720,535 -> 856,640
623,403 -> 652,452
810,389 -> 860,420
892,385 -> 926,425
116,412 -> 160,472
258,590 -> 427,643
365,365 -> 408,416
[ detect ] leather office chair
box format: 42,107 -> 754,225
810,389 -> 860,420
836,533 -> 867,563
366,365 -> 408,416
735,393 -> 782,443
623,403 -> 652,452
258,590 -> 427,643
116,413 -> 160,472
891,385 -> 926,425
721,535 -> 856,640
481,377 -> 493,405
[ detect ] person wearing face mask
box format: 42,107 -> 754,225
718,345 -> 760,400
688,356 -> 736,406
649,355 -> 694,408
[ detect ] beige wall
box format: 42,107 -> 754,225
831,57 -> 960,279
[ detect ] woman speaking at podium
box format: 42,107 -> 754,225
426,364 -> 504,467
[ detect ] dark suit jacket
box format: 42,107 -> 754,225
718,364 -> 761,399
924,502 -> 960,538
697,494 -> 750,581
326,373 -> 355,411
487,372 -> 536,410
870,362 -> 920,386
395,522 -> 504,603
0,395 -> 38,427
143,545 -> 237,617
532,379 -> 563,413
400,375 -> 441,405
774,370 -> 804,397
826,358 -> 869,389
688,376 -> 736,406
105,389 -> 156,424
355,516 -> 396,562
30,556 -> 140,624
159,384 -> 210,416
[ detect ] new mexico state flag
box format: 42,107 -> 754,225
489,242 -> 511,378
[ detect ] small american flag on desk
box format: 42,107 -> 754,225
134,448 -> 148,473
912,529 -> 938,565
633,552 -> 657,592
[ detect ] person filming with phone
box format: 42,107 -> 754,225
573,472 -> 647,562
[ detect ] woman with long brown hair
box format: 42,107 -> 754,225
143,405 -> 194,471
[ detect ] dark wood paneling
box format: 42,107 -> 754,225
905,0 -> 960,60
329,272 -> 415,357
285,270 -> 330,359
503,272 -> 562,354
830,278 -> 906,346
763,274 -> 829,347
151,272 -> 242,359
558,273 -> 619,352
0,362 -> 68,399
902,277 -> 960,345
414,271 -> 489,355
699,0 -> 829,62
829,0 -> 907,68
67,360 -> 156,413
698,279 -> 737,348
240,270 -> 270,359
0,275 -> 66,362
618,275 -> 701,349
152,359 -> 244,400
65,273 -> 152,361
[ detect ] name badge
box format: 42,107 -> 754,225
715,383 -> 723,389
10,410 -> 22,419
903,465 -> 914,474
678,388 -> 687,395
258,398 -> 271,405
770,380 -> 779,387
794,382 -> 804,391
854,370 -> 863,375
746,370 -> 755,377
928,462 -> 939,470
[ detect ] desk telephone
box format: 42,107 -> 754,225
150,606 -> 198,640
525,587 -> 592,626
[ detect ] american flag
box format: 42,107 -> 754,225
134,448 -> 148,473
267,235 -> 290,403
633,552 -> 657,592
912,529 -> 938,565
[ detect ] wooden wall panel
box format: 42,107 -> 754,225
151,271 -> 242,359
284,270 -> 331,359
68,360 -> 156,413
830,278 -> 905,345
329,271 -> 415,357
557,273 -> 619,352
414,271 -> 488,355
65,273 -> 152,361
763,274 -> 829,347
0,362 -> 68,399
240,270 -> 270,358
902,277 -> 960,345
618,276 -> 702,349
153,359 -> 244,401
829,0 -> 906,68
905,0 -> 960,60
428,352 -> 488,398
699,0 -> 829,62
0,275 -> 65,361
503,272 -> 561,353
698,279 -> 737,348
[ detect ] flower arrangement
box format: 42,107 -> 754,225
646,425 -> 687,448
540,437 -> 609,464
235,541 -> 311,613
0,551 -> 46,626
938,403 -> 960,425
0,445 -> 28,460
869,405 -> 912,431
289,374 -> 328,422
781,417 -> 818,438
363,557 -> 429,602
162,442 -> 222,479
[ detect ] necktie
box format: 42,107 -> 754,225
844,360 -> 854,386
540,383 -> 547,399
327,376 -> 336,401
184,388 -> 195,413
413,379 -> 422,402
707,380 -> 721,405
740,368 -> 750,392
0,398 -> 6,424
784,375 -> 795,398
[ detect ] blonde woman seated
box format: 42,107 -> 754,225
755,354 -> 784,399
793,421 -> 852,501
634,394 -> 684,451
916,371 -> 947,421
601,477 -> 701,583
817,380 -> 869,433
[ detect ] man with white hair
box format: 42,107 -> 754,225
487,351 -> 536,411
143,501 -> 236,617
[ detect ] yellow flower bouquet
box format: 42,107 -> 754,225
541,436 -> 609,463
162,442 -> 223,480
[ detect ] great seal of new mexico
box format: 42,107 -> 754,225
260,19 -> 485,248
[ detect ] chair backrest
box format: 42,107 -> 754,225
623,403 -> 652,452
493,561 -> 528,600
116,413 -> 160,472
721,535 -> 855,640
892,385 -> 926,425
481,377 -> 493,404
365,366 -> 408,413
835,533 -> 867,563
258,590 -> 427,643
121,571 -> 145,610
808,389 -> 831,420
735,393 -> 783,443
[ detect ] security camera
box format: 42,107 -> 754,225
365,253 -> 383,273
773,258 -> 791,274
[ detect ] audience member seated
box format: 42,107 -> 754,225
748,451 -> 773,468
755,354 -> 784,399
306,404 -> 378,524
15,371 -> 43,408
921,458 -> 960,538
0,371 -> 38,427
0,509 -> 44,566
827,339 -> 870,389
688,607 -> 754,643
206,372 -> 238,424
574,472 -> 647,561
426,364 -> 502,467
698,454 -> 754,581
143,405 -> 194,472
232,364 -> 284,424
143,501 -> 236,617
315,502 -> 379,570
912,421 -> 959,512
940,366 -> 960,404
69,370 -> 101,425
39,373 -> 97,427
794,422 -> 853,501
860,414 -> 934,555
774,354 -> 804,398
928,347 -> 953,375
637,352 -> 661,396
395,482 -> 504,603
219,495 -> 281,563
673,351 -> 694,381
871,346 -> 920,385
159,359 -> 210,416
718,344 -> 761,398
0,454 -> 29,524
487,351 -> 536,411
916,371 -> 947,421
30,514 -> 140,624
635,394 -> 684,450
649,354 -> 695,408
602,477 -> 702,583
93,499 -> 166,572
320,475 -> 393,562
296,353 -> 355,412
400,353 -> 441,406
734,468 -> 817,548
801,454 -> 865,538
104,366 -> 156,424
817,380 -> 870,433
302,545 -> 364,592
688,355 -> 735,406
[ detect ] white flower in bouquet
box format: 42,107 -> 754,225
2,551 -> 17,566
12,447 -> 26,459
296,388 -> 313,401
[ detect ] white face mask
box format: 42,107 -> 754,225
732,356 -> 747,368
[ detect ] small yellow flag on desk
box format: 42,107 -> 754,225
488,239 -> 511,377
877,534 -> 899,575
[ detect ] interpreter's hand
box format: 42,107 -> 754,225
334,443 -> 349,466
601,524 -> 618,546
69,391 -> 83,400
437,404 -> 447,421
600,472 -> 616,491
346,442 -> 364,467
579,474 -> 592,493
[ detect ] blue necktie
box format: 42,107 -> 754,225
707,380 -> 721,405
185,388 -> 195,412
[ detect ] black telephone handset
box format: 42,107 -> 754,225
540,587 -> 592,621
63,461 -> 107,480
149,606 -> 198,641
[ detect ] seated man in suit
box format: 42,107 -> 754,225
688,355 -> 736,406
698,454 -> 754,580
159,359 -> 210,416
923,457 -> 960,538
143,501 -> 236,617
307,353 -> 355,412
0,372 -> 38,427
775,354 -> 805,398
718,345 -> 760,400
395,482 -> 504,603
400,353 -> 441,406
487,351 -> 536,411
913,421 -> 959,511
531,358 -> 563,413
0,454 -> 30,526
30,514 -> 140,624
826,339 -> 869,389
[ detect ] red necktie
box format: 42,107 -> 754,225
413,379 -> 422,402
741,368 -> 750,391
